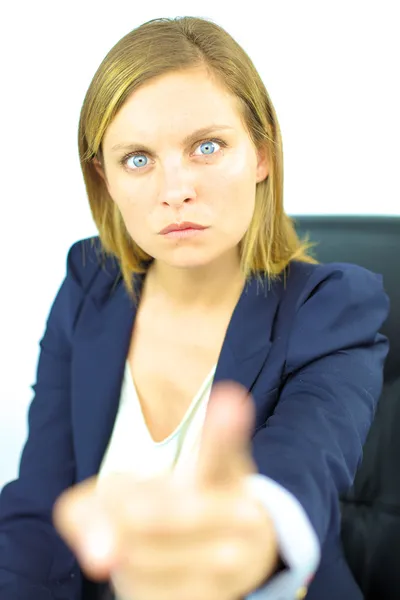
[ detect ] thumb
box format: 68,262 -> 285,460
195,381 -> 257,491
53,477 -> 117,579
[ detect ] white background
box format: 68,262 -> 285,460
0,0 -> 399,487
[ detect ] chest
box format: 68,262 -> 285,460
126,305 -> 233,443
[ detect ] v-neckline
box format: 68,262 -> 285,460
125,361 -> 217,445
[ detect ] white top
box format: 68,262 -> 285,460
98,360 -> 217,485
98,361 -> 320,600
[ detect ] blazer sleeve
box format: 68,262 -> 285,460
248,263 -> 389,589
0,242 -> 87,600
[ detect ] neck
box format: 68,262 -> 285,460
144,249 -> 246,311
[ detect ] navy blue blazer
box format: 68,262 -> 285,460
0,236 -> 390,600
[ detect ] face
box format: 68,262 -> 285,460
96,68 -> 269,270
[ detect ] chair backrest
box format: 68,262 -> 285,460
293,215 -> 400,600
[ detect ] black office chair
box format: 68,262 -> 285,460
293,215 -> 400,600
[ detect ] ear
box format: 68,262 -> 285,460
256,146 -> 269,183
93,156 -> 106,182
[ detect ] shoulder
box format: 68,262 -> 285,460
280,260 -> 389,371
65,235 -> 120,295
265,260 -> 389,364
284,260 -> 387,312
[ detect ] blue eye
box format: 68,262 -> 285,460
198,140 -> 218,155
130,155 -> 148,169
121,138 -> 225,171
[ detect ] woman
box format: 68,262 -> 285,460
0,15 -> 389,600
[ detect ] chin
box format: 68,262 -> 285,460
167,259 -> 214,270
160,249 -> 219,270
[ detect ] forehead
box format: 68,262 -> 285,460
103,69 -> 245,147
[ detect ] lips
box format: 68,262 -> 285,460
159,222 -> 207,234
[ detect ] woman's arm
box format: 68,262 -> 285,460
245,263 -> 390,597
0,241 -> 88,600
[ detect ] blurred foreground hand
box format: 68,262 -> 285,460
53,381 -> 278,600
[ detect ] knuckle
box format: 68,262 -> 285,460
177,584 -> 223,600
213,542 -> 242,580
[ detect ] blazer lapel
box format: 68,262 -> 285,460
71,265 -> 281,483
72,266 -> 144,482
213,276 -> 279,390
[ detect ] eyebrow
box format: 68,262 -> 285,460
110,125 -> 235,153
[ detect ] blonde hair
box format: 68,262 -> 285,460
78,16 -> 317,302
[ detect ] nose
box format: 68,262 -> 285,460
159,163 -> 196,207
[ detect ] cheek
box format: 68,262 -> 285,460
210,162 -> 256,220
108,174 -> 140,205
106,180 -> 152,242
107,174 -> 148,217
214,152 -> 256,200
